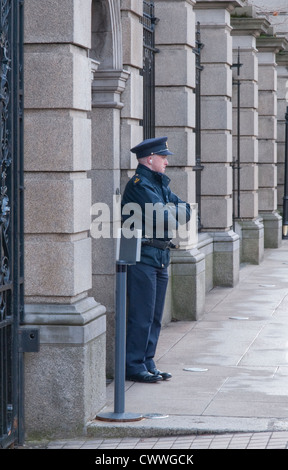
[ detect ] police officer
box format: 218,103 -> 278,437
122,137 -> 191,383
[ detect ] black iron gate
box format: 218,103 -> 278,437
232,47 -> 242,226
0,0 -> 25,448
141,0 -> 159,139
193,22 -> 204,232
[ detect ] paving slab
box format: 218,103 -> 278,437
87,242 -> 288,439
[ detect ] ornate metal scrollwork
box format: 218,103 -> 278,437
141,1 -> 158,139
0,0 -> 12,308
1,0 -> 25,448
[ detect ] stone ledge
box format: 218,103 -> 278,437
194,0 -> 245,12
24,297 -> 106,344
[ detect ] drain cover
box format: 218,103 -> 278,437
143,413 -> 169,419
229,316 -> 249,320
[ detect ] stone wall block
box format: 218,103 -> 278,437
240,164 -> 258,190
258,140 -> 276,164
25,237 -> 92,298
240,192 -> 258,218
156,46 -> 195,88
24,330 -> 106,439
238,52 -> 258,81
202,165 -> 232,196
24,110 -> 91,172
277,142 -> 285,166
233,137 -> 258,164
24,0 -> 91,48
170,248 -> 205,321
258,116 -> 277,140
258,66 -> 277,91
120,68 -> 143,119
155,0 -> 195,47
92,237 -> 117,276
24,176 -> 91,234
121,0 -> 143,15
277,75 -> 288,100
278,99 -> 288,120
155,88 -> 195,127
91,109 -> 121,170
258,91 -> 277,115
259,164 -> 277,188
91,169 -> 121,213
212,230 -> 240,287
25,47 -> 91,111
197,27 -> 232,64
202,64 -> 232,96
202,97 -> 232,131
232,81 -> 258,108
121,11 -> 143,68
201,196 -> 232,229
259,188 -> 277,212
277,120 -> 286,143
233,108 -> 258,136
201,131 -> 232,163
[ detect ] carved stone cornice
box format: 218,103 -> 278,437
92,69 -> 130,109
256,36 -> 288,54
276,50 -> 288,66
231,17 -> 270,37
194,0 -> 246,12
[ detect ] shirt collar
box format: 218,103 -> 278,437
137,163 -> 171,186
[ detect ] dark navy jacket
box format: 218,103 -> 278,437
121,164 -> 191,268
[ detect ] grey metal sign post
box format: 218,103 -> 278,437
97,229 -> 142,422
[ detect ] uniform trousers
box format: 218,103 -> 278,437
126,262 -> 169,376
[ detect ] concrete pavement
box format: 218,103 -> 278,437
25,241 -> 288,449
88,241 -> 288,438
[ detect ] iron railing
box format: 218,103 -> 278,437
141,1 -> 159,139
0,0 -> 25,448
193,22 -> 204,231
232,47 -> 242,225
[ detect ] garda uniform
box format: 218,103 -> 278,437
122,137 -> 191,383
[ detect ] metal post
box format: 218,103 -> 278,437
114,261 -> 127,414
282,107 -> 288,238
96,260 -> 142,422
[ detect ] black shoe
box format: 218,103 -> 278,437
149,368 -> 172,380
126,371 -> 163,383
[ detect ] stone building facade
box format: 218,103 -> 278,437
22,0 -> 288,438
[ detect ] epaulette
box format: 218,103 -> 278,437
133,174 -> 141,184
